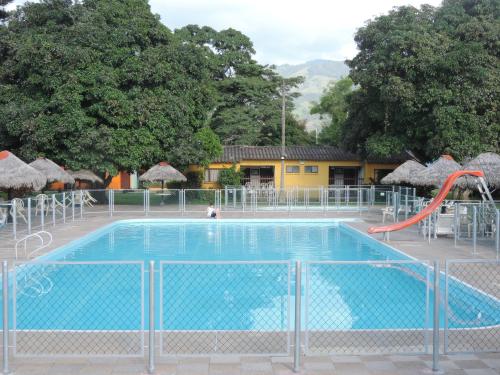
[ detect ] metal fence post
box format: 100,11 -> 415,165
80,190 -> 84,219
40,197 -> 45,230
2,261 -> 9,375
472,206 -> 477,254
148,260 -> 155,374
52,194 -> 56,227
27,198 -> 32,235
62,192 -> 66,223
71,191 -> 75,221
12,203 -> 17,239
109,190 -> 113,217
453,203 -> 459,247
294,261 -> 301,373
496,209 -> 499,260
404,194 -> 408,220
432,260 -> 440,373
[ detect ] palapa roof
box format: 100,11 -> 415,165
139,162 -> 187,183
410,155 -> 461,187
29,157 -> 75,184
381,160 -> 426,185
68,169 -> 104,184
213,146 -> 412,164
458,152 -> 500,189
0,150 -> 47,191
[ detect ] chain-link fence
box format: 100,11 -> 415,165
159,261 -> 291,355
305,260 -> 431,355
444,259 -> 500,353
13,261 -> 144,357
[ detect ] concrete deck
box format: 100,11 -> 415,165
0,208 -> 498,375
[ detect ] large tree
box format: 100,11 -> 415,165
344,0 -> 499,161
311,76 -> 354,145
176,25 -> 312,146
0,0 -> 221,178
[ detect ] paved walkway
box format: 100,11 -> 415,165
1,208 -> 498,375
10,352 -> 500,374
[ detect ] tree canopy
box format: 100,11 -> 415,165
311,76 -> 354,145
0,0 -> 310,180
176,25 -> 311,146
342,0 -> 499,161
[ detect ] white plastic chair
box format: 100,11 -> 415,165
0,207 -> 7,228
34,194 -> 50,216
82,190 -> 98,207
10,198 -> 28,223
435,213 -> 455,236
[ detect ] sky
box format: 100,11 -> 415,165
8,0 -> 443,65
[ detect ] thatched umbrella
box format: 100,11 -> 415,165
68,169 -> 104,185
0,150 -> 47,199
410,155 -> 461,188
29,157 -> 75,185
381,160 -> 426,185
139,162 -> 187,189
458,152 -> 500,190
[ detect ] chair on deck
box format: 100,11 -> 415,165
10,198 -> 28,223
0,207 -> 7,228
434,213 -> 455,236
34,194 -> 50,216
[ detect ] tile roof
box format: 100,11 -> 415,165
214,146 -> 412,164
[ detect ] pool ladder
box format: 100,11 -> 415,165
15,230 -> 53,259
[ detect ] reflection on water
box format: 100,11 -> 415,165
58,222 -> 390,262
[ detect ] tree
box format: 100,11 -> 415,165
344,0 -> 499,161
311,77 -> 354,145
0,0 -> 221,180
176,25 -> 311,146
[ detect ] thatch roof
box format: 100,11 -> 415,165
29,157 -> 75,184
139,162 -> 187,183
458,152 -> 500,189
0,150 -> 47,191
381,160 -> 426,185
410,155 -> 461,187
68,169 -> 104,184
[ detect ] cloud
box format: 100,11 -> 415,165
150,0 -> 442,64
6,0 -> 443,64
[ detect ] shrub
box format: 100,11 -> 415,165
218,165 -> 243,187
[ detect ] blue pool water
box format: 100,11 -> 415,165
12,220 -> 500,331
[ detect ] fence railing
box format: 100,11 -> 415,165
304,260 -> 432,355
444,259 -> 500,353
0,258 -> 498,372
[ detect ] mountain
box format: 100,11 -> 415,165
275,59 -> 349,133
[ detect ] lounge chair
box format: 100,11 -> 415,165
10,198 -> 28,223
0,207 -> 7,228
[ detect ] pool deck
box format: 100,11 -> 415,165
1,208 -> 498,375
9,352 -> 500,375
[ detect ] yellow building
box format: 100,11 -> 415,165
195,146 -> 412,189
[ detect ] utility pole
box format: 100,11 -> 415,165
280,82 -> 286,191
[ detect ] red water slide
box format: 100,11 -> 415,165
367,170 -> 485,234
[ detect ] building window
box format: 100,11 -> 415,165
304,165 -> 318,173
286,165 -> 300,173
204,169 -> 220,182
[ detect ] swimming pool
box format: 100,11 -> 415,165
12,219 -> 500,332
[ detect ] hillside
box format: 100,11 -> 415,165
276,59 -> 349,133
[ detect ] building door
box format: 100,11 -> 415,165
328,167 -> 360,186
120,171 -> 131,189
250,168 -> 260,186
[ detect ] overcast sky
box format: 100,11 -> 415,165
8,0 -> 443,65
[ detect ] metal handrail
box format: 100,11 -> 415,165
14,231 -> 53,259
